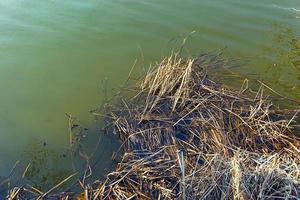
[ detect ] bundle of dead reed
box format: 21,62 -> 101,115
88,52 -> 300,199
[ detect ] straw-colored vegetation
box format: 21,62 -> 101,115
7,52 -> 300,199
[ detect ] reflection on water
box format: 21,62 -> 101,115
0,0 -> 299,189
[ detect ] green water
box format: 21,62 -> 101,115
0,0 -> 299,185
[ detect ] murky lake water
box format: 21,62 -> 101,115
0,0 -> 299,188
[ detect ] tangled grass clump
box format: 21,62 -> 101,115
94,52 -> 300,200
